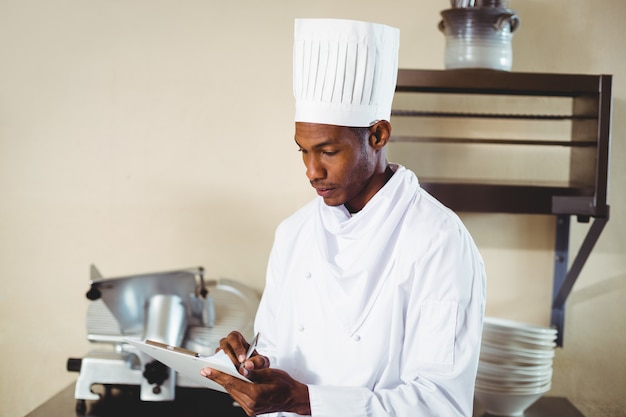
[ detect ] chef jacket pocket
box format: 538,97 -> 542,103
415,300 -> 458,369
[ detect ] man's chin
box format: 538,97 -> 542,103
322,197 -> 344,207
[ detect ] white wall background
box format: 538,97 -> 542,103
1,1 -> 624,416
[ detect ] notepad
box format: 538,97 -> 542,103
124,338 -> 251,393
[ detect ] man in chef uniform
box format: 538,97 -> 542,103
202,18 -> 486,417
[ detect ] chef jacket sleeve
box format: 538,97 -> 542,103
253,239 -> 281,368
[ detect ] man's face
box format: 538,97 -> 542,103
294,122 -> 378,212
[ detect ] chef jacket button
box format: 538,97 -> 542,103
304,272 -> 312,279
352,334 -> 361,342
297,325 -> 305,332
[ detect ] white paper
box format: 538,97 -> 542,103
124,338 -> 251,393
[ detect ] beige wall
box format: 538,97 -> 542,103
1,1 -> 624,416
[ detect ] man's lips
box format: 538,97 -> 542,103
316,189 -> 333,197
312,184 -> 336,198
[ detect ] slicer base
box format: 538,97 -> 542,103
74,351 -> 142,401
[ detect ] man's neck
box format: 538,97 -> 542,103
344,164 -> 397,214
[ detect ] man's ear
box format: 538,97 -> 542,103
369,120 -> 392,149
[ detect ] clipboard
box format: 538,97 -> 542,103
124,338 -> 251,393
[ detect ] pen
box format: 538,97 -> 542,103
241,332 -> 259,367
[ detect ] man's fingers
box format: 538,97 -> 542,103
244,354 -> 270,371
227,331 -> 249,361
218,331 -> 248,365
201,367 -> 256,415
201,367 -> 240,390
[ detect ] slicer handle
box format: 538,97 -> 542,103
198,266 -> 209,298
67,358 -> 82,372
85,284 -> 101,300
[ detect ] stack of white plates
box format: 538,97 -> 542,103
475,317 -> 557,416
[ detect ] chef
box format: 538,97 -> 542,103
201,18 -> 486,417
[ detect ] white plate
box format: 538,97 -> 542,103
484,317 -> 557,338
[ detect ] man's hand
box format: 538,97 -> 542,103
215,331 -> 269,377
200,366 -> 311,416
201,331 -> 311,416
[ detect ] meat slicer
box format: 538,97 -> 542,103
67,265 -> 259,409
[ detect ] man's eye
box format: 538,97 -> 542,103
322,150 -> 338,156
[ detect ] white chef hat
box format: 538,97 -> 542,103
293,18 -> 400,127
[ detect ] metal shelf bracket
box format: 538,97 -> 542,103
551,211 -> 609,346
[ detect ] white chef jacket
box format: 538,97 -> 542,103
254,165 -> 486,417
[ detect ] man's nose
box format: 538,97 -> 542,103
305,155 -> 325,182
